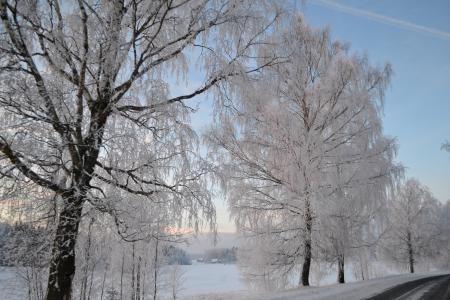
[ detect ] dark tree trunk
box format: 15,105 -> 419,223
337,254 -> 345,284
136,257 -> 141,300
301,239 -> 311,286
300,197 -> 312,287
80,219 -> 94,300
407,231 -> 414,273
131,243 -> 136,300
46,194 -> 84,300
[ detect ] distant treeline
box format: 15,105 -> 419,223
0,222 -> 195,267
201,247 -> 237,263
0,222 -> 50,267
163,245 -> 192,265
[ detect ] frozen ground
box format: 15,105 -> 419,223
0,267 -> 28,299
1,264 -> 448,300
0,264 -> 247,299
178,263 -> 247,296
186,271 -> 450,300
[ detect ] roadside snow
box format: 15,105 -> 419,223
183,272 -> 450,300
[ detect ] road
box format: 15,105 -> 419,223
366,274 -> 450,300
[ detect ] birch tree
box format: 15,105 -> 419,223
318,133 -> 400,283
207,15 -> 394,287
385,178 -> 442,273
0,1 -> 283,298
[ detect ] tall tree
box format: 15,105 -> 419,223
318,114 -> 400,284
0,1 -> 282,298
384,178 -> 442,273
319,140 -> 399,284
207,15 -> 393,287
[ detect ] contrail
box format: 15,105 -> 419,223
311,0 -> 450,41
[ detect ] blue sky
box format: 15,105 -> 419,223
184,0 -> 450,231
301,0 -> 450,203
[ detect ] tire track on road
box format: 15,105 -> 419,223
365,275 -> 450,300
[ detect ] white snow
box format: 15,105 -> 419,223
1,264 -> 448,300
0,267 -> 27,300
181,271 -> 450,300
0,264 -> 247,300
179,263 -> 247,296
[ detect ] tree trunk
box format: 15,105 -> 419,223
81,219 -> 94,300
120,251 -> 125,300
142,260 -> 147,300
407,231 -> 414,273
100,264 -> 108,300
46,194 -> 84,300
87,262 -> 96,300
131,243 -> 136,300
300,197 -> 312,287
136,257 -> 141,300
153,239 -> 159,300
337,254 -> 345,284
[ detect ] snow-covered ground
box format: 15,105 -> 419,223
185,272 -> 450,300
0,264 -> 247,300
0,267 -> 28,299
1,264 -> 448,300
179,263 -> 247,296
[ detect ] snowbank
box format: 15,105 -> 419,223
184,272 -> 450,300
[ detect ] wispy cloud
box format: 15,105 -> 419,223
311,0 -> 450,41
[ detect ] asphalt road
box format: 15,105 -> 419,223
366,274 -> 450,300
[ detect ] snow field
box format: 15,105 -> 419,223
1,264 -> 448,300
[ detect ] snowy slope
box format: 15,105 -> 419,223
184,272 -> 450,300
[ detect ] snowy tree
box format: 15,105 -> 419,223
237,231 -> 293,290
207,14 -> 395,287
0,1 -> 284,298
384,178 -> 442,273
71,210 -> 193,300
437,200 -> 450,269
318,134 -> 400,283
0,176 -> 54,300
166,265 -> 186,300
